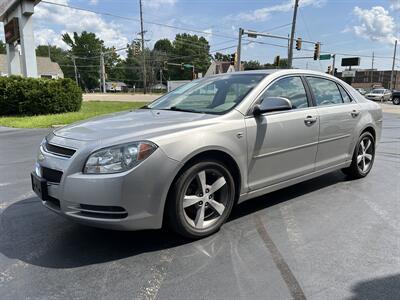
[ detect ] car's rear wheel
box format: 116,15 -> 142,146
166,160 -> 235,239
393,97 -> 400,105
342,132 -> 375,179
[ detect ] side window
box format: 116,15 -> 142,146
307,77 -> 344,106
337,84 -> 353,103
261,76 -> 309,109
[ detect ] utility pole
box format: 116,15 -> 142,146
139,0 -> 147,94
100,52 -> 106,93
288,0 -> 300,68
72,56 -> 78,86
236,28 -> 243,71
332,54 -> 336,76
371,51 -> 374,83
390,40 -> 397,90
47,43 -> 51,60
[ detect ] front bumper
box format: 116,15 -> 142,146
366,96 -> 382,101
33,134 -> 181,231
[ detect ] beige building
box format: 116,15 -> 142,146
0,54 -> 64,79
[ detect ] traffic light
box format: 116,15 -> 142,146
132,42 -> 140,56
230,53 -> 236,66
314,42 -> 321,60
295,38 -> 302,51
327,66 -> 331,74
274,55 -> 280,66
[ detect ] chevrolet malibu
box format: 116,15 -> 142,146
31,70 -> 382,239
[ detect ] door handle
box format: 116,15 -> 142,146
304,116 -> 317,126
351,110 -> 360,118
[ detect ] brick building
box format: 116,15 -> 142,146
336,69 -> 400,90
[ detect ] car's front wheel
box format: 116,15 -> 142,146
342,132 -> 375,179
393,97 -> 400,105
166,160 -> 235,239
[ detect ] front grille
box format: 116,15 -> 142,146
42,167 -> 63,184
44,142 -> 76,158
75,204 -> 128,219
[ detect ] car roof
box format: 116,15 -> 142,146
210,68 -> 335,78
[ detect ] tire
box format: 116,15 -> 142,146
166,160 -> 236,239
342,132 -> 375,179
393,97 -> 400,105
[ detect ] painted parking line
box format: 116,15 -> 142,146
254,215 -> 306,300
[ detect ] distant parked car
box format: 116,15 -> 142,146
355,88 -> 367,95
365,89 -> 392,101
391,90 -> 400,105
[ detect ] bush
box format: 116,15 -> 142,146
0,76 -> 82,116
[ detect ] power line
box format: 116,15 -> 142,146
40,0 -> 400,69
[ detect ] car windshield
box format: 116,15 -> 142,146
372,89 -> 385,94
147,74 -> 266,114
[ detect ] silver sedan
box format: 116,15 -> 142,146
31,70 -> 382,239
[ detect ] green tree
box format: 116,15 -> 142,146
171,34 -> 211,80
62,31 -> 119,91
122,42 -> 141,87
243,60 -> 262,70
214,52 -> 230,61
154,39 -> 173,54
62,31 -> 103,90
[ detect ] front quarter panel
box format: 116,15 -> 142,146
151,110 -> 249,194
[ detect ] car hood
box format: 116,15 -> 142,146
366,93 -> 381,97
53,109 -> 218,142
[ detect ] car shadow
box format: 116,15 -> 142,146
349,274 -> 400,300
0,170 -> 349,269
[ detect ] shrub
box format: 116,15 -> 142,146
0,76 -> 82,116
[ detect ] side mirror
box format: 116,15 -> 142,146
253,97 -> 292,116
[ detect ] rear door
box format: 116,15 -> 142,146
306,76 -> 361,170
245,75 -> 319,190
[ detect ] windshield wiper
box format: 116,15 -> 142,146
166,106 -> 203,113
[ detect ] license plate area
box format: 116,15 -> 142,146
31,172 -> 50,201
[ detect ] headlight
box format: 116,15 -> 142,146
84,141 -> 158,174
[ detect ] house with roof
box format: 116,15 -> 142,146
0,54 -> 64,79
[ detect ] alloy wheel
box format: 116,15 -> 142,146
182,169 -> 229,230
357,137 -> 374,174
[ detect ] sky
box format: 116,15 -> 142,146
17,0 -> 400,71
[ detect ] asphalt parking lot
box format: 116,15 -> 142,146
0,112 -> 399,300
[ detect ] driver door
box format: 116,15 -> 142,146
245,76 -> 319,190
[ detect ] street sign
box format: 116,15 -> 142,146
341,57 -> 360,67
342,70 -> 356,78
247,31 -> 257,38
319,54 -> 331,60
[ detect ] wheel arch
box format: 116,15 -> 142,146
162,149 -> 243,227
361,125 -> 376,141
